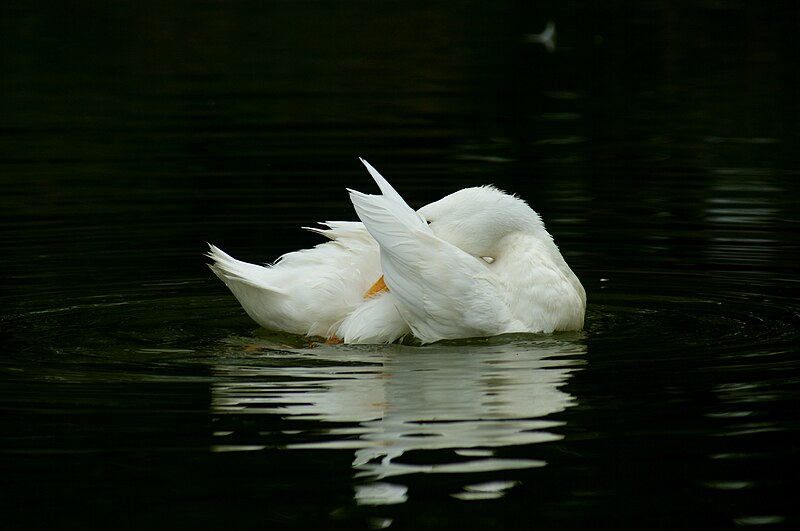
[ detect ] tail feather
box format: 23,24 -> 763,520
206,244 -> 287,294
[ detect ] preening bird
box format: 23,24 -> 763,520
208,159 -> 585,344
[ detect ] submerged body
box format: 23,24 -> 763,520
208,159 -> 585,344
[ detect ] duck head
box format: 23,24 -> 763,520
417,186 -> 552,261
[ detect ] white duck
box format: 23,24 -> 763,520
207,159 -> 585,344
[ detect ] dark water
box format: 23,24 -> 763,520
2,1 -> 799,529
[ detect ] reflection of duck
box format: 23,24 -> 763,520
208,159 -> 585,344
524,20 -> 556,52
210,336 -> 586,503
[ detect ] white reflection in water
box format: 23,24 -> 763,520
211,335 -> 585,504
703,176 -> 786,266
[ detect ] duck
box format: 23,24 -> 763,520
207,159 -> 585,344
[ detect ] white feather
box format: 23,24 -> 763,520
207,158 -> 586,343
207,221 -> 384,338
349,165 -> 526,343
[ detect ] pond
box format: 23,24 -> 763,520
2,1 -> 799,529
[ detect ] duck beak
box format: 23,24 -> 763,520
364,275 -> 389,299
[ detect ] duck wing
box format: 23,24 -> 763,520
350,160 -> 523,343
